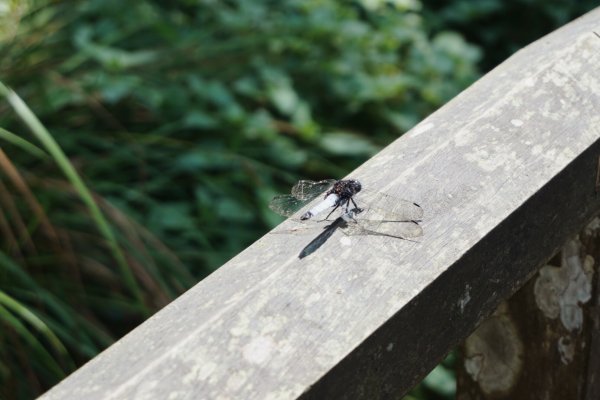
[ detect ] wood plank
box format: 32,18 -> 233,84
457,226 -> 600,399
41,8 -> 600,400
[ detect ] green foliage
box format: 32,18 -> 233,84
422,0 -> 598,70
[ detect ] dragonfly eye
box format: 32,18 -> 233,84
348,180 -> 362,194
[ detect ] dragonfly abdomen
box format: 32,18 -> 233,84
300,194 -> 338,220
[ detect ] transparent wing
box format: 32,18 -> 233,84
342,219 -> 423,239
268,195 -> 311,217
269,179 -> 336,217
291,179 -> 336,201
269,216 -> 332,234
355,189 -> 423,221
273,215 -> 422,239
339,189 -> 423,238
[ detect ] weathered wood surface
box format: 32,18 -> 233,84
41,9 -> 600,400
457,224 -> 600,399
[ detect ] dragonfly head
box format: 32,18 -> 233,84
330,179 -> 362,200
347,179 -> 362,195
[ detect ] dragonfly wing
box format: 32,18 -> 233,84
270,218 -> 331,235
268,194 -> 310,217
341,219 -> 423,239
291,179 -> 336,201
356,190 -> 423,221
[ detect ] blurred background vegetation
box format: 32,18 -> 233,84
0,0 -> 595,398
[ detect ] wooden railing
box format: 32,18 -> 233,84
40,8 -> 600,400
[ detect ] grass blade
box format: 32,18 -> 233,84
0,127 -> 47,159
0,81 -> 147,314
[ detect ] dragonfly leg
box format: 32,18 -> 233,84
324,203 -> 341,220
342,198 -> 351,213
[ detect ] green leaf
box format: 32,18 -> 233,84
320,132 -> 380,156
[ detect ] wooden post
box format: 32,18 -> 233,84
458,221 -> 600,399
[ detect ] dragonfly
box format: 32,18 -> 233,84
269,179 -> 423,258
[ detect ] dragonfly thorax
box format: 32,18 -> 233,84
328,179 -> 362,203
298,179 -> 362,220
